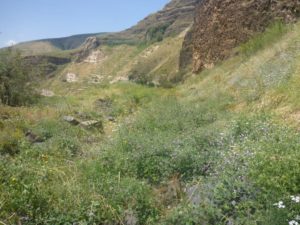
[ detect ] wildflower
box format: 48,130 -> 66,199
289,220 -> 299,225
291,195 -> 300,203
273,201 -> 285,208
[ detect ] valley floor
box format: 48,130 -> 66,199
1,22 -> 300,225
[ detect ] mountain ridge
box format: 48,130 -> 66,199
10,0 -> 200,55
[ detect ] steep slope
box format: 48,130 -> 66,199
180,0 -> 300,72
103,0 -> 200,43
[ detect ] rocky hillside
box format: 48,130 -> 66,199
9,0 -> 200,56
181,0 -> 300,72
111,0 -> 200,42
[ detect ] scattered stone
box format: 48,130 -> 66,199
124,210 -> 138,225
95,98 -> 112,108
89,74 -> 104,84
63,116 -> 80,125
25,131 -> 45,144
40,89 -> 54,97
185,184 -> 202,206
156,175 -> 182,205
110,76 -> 128,84
64,73 -> 78,83
80,120 -> 103,130
107,116 -> 115,122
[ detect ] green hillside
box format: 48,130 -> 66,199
1,18 -> 300,225
9,33 -> 106,56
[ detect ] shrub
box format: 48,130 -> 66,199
0,49 -> 38,106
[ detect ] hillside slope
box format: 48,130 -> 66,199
2,1 -> 300,224
103,0 -> 200,44
2,20 -> 300,225
180,0 -> 300,72
10,0 -> 199,57
11,33 -> 106,56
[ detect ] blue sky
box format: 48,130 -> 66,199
0,0 -> 170,47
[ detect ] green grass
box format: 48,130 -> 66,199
239,21 -> 288,56
1,20 -> 300,225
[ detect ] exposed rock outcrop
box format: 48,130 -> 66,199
23,55 -> 71,76
75,36 -> 101,62
180,0 -> 300,73
64,73 -> 78,83
84,50 -> 105,63
40,89 -> 55,97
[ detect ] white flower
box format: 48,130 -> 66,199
273,201 -> 286,208
291,195 -> 300,203
289,220 -> 299,225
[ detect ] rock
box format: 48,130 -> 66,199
65,73 -> 78,83
63,116 -> 80,125
95,98 -> 112,108
75,37 -> 101,63
80,120 -> 103,130
124,210 -> 138,225
25,131 -> 45,143
155,175 -> 182,205
107,116 -> 115,122
110,76 -> 129,84
180,0 -> 300,72
185,184 -> 201,206
89,74 -> 104,84
40,89 -> 54,97
84,50 -> 106,63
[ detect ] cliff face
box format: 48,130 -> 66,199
181,0 -> 300,73
74,37 -> 101,62
103,0 -> 200,43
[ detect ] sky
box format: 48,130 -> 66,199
0,0 -> 170,47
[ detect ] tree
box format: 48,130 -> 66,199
0,48 -> 38,106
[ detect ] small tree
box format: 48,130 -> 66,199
0,48 -> 38,106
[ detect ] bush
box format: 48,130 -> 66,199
0,127 -> 23,156
145,23 -> 171,43
0,49 -> 38,106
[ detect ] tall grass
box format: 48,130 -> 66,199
239,21 -> 287,56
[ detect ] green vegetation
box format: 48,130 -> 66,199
239,21 -> 288,56
0,49 -> 38,106
146,23 -> 171,43
1,19 -> 300,225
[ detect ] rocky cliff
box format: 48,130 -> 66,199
102,0 -> 200,44
74,36 -> 101,62
181,0 -> 300,73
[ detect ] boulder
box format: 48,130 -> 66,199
75,37 -> 101,63
63,116 -> 80,125
65,73 -> 78,83
40,89 -> 54,97
80,120 -> 103,130
25,131 -> 45,144
185,184 -> 201,206
124,210 -> 138,225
